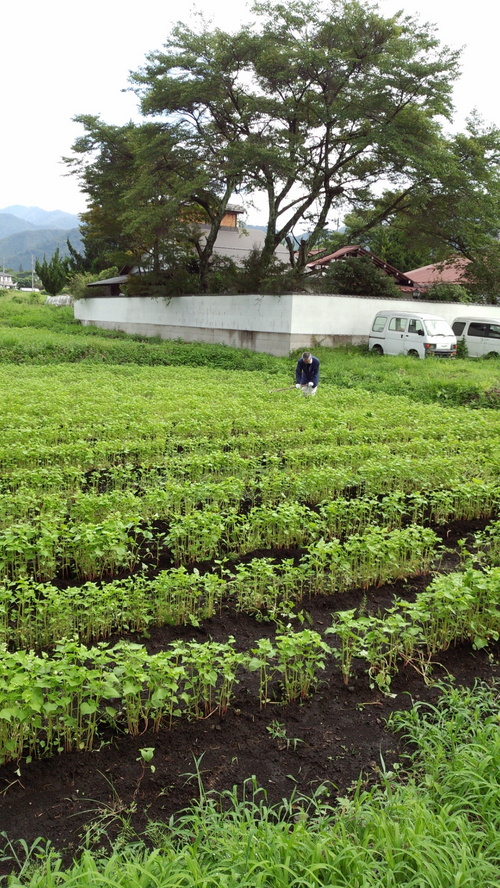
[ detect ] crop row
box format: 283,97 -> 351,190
0,524 -> 440,650
0,475 -> 498,585
472,517 -> 500,565
0,630 -> 330,765
2,367 -> 500,469
1,564 -> 499,766
0,473 -> 497,594
2,448 -> 500,517
2,433 -> 500,490
332,565 -> 500,690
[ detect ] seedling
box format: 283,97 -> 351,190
137,747 -> 156,774
266,720 -> 303,751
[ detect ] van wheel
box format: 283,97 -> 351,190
371,345 -> 383,355
485,351 -> 499,359
407,349 -> 419,358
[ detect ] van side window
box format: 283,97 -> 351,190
408,319 -> 423,334
372,317 -> 387,332
452,322 -> 466,335
389,317 -> 407,332
487,324 -> 500,339
469,323 -> 487,337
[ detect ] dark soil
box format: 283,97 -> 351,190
0,518 -> 499,878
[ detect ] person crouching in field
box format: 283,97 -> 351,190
295,351 -> 319,395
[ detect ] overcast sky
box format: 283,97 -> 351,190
1,0 -> 498,224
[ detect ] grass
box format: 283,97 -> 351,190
0,293 -> 499,407
3,681 -> 499,886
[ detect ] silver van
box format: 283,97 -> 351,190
369,310 -> 457,359
452,317 -> 500,358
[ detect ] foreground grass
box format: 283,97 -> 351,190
3,681 -> 499,887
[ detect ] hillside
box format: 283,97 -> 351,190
0,205 -> 80,230
0,213 -> 39,240
0,227 -> 84,271
0,205 -> 83,270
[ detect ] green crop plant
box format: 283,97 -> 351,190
8,579 -> 75,650
474,519 -> 500,565
319,495 -> 380,539
234,501 -> 322,552
110,642 -> 150,736
143,653 -> 185,730
230,558 -> 285,613
64,517 -> 143,581
407,568 -> 500,654
325,566 -> 500,691
68,490 -> 143,524
274,628 -> 331,702
0,519 -> 61,582
168,638 -> 247,719
0,641 -> 121,763
363,611 -> 422,693
300,537 -> 352,594
0,576 -> 154,651
247,637 -> 277,707
327,609 -> 369,685
150,567 -> 224,626
301,525 -> 440,596
165,509 -> 226,566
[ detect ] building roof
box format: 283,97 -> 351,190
404,258 -> 470,287
306,244 -> 416,290
87,275 -> 129,287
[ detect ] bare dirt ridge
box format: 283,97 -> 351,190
0,518 -> 498,878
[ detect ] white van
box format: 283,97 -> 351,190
368,310 -> 457,359
452,317 -> 500,358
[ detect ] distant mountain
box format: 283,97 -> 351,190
0,228 -> 84,272
0,213 -> 38,240
0,206 -> 80,230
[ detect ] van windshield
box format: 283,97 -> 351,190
424,319 -> 453,336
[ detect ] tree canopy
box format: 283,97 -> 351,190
341,115 -> 500,265
66,0 -> 500,295
315,255 -> 401,298
131,0 -> 460,273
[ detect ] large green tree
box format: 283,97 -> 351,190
66,117 -> 183,273
66,114 -> 242,288
131,0 -> 460,279
342,116 -> 500,268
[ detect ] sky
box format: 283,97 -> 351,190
1,0 -> 499,225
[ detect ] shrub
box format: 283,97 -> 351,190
313,256 -> 402,298
424,282 -> 473,303
123,268 -> 201,298
67,267 -> 119,300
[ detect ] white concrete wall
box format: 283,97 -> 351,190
74,293 -> 500,357
75,294 -> 295,355
76,293 -> 293,331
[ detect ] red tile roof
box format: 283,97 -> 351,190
306,244 -> 415,288
404,259 -> 470,286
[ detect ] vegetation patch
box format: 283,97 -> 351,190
0,305 -> 499,885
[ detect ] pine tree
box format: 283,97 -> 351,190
35,248 -> 70,296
